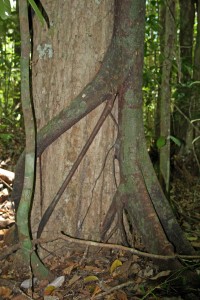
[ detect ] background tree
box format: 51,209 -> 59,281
173,0 -> 200,163
159,0 -> 176,193
192,0 -> 200,166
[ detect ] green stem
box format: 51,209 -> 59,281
17,0 -> 53,281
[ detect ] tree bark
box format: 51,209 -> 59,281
159,0 -> 176,193
192,0 -> 200,165
174,0 -> 195,152
30,0 -> 118,251
101,0 -> 194,261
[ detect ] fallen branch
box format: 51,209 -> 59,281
94,280 -> 135,299
1,232 -> 200,262
60,232 -> 200,260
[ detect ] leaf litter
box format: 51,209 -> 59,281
0,165 -> 200,299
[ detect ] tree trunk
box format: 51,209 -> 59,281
159,0 -> 176,194
12,1 -> 196,278
31,0 -> 117,252
192,0 -> 200,166
174,0 -> 195,152
101,0 -> 194,262
155,2 -> 166,143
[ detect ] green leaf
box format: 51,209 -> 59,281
110,259 -> 122,274
168,135 -> 181,147
84,276 -> 99,283
0,0 -> 11,20
28,0 -> 45,25
0,133 -> 13,141
156,136 -> 166,149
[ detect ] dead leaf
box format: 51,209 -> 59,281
150,270 -> 171,280
63,263 -> 78,275
84,265 -> 102,272
112,260 -> 132,278
104,293 -> 116,300
98,280 -> 111,292
142,266 -> 154,277
130,263 -> 141,274
12,296 -> 28,300
115,290 -> 128,300
44,285 -> 55,296
21,278 -> 37,289
91,285 -> 101,299
68,274 -> 81,286
110,259 -> 122,274
0,168 -> 15,183
48,276 -> 65,288
132,255 -> 139,262
44,296 -> 60,300
84,275 -> 99,283
0,286 -> 12,299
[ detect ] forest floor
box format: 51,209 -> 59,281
0,157 -> 200,300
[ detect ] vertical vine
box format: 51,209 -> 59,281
17,0 -> 53,280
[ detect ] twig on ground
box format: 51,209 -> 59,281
60,232 -> 200,260
1,232 -> 200,261
94,280 -> 135,299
